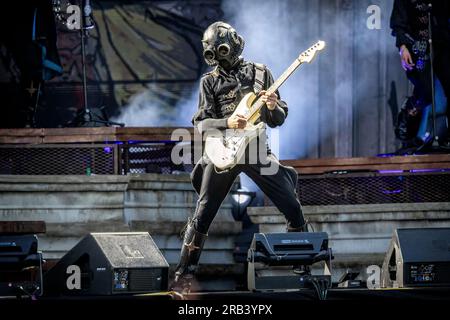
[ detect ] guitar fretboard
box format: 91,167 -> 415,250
245,58 -> 303,118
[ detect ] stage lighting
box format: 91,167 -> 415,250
247,232 -> 333,299
0,234 -> 43,298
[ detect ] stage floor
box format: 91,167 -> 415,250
1,287 -> 449,301
187,287 -> 450,301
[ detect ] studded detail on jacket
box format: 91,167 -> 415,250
192,60 -> 288,134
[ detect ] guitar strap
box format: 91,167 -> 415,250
252,63 -> 268,148
253,63 -> 266,93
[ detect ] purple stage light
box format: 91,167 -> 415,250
410,168 -> 449,173
381,189 -> 402,195
378,170 -> 404,174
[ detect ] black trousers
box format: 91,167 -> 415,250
190,153 -> 305,234
407,46 -> 450,134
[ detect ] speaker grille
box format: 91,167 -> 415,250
128,268 -> 163,292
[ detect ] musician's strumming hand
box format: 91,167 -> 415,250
399,45 -> 415,71
259,90 -> 279,110
227,114 -> 247,129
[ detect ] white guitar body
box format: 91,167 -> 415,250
205,92 -> 265,172
203,40 -> 326,172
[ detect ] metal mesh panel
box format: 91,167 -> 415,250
121,143 -> 192,174
0,144 -> 117,175
298,171 -> 450,206
128,268 -> 164,292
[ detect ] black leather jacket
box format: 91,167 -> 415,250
390,0 -> 450,49
192,59 -> 288,134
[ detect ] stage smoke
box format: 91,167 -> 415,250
111,85 -> 198,127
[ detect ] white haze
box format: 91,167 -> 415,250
113,0 -> 397,160
222,0 -> 330,160
112,85 -> 199,127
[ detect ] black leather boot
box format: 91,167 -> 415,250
288,223 -> 311,275
171,221 -> 208,293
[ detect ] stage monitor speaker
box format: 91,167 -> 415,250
44,232 -> 169,296
381,228 -> 450,288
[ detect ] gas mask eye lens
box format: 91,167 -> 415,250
217,43 -> 230,57
203,49 -> 215,60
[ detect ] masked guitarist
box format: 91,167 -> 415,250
172,21 -> 308,291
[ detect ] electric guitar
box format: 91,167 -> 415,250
204,40 -> 326,172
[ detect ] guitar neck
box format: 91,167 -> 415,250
248,58 -> 304,116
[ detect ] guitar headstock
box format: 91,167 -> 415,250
298,40 -> 326,63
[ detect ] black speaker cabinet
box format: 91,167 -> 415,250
381,228 -> 450,288
44,232 -> 169,296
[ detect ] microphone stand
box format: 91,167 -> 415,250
68,0 -> 124,127
427,3 -> 439,148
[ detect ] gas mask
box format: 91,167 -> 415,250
202,21 -> 245,70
